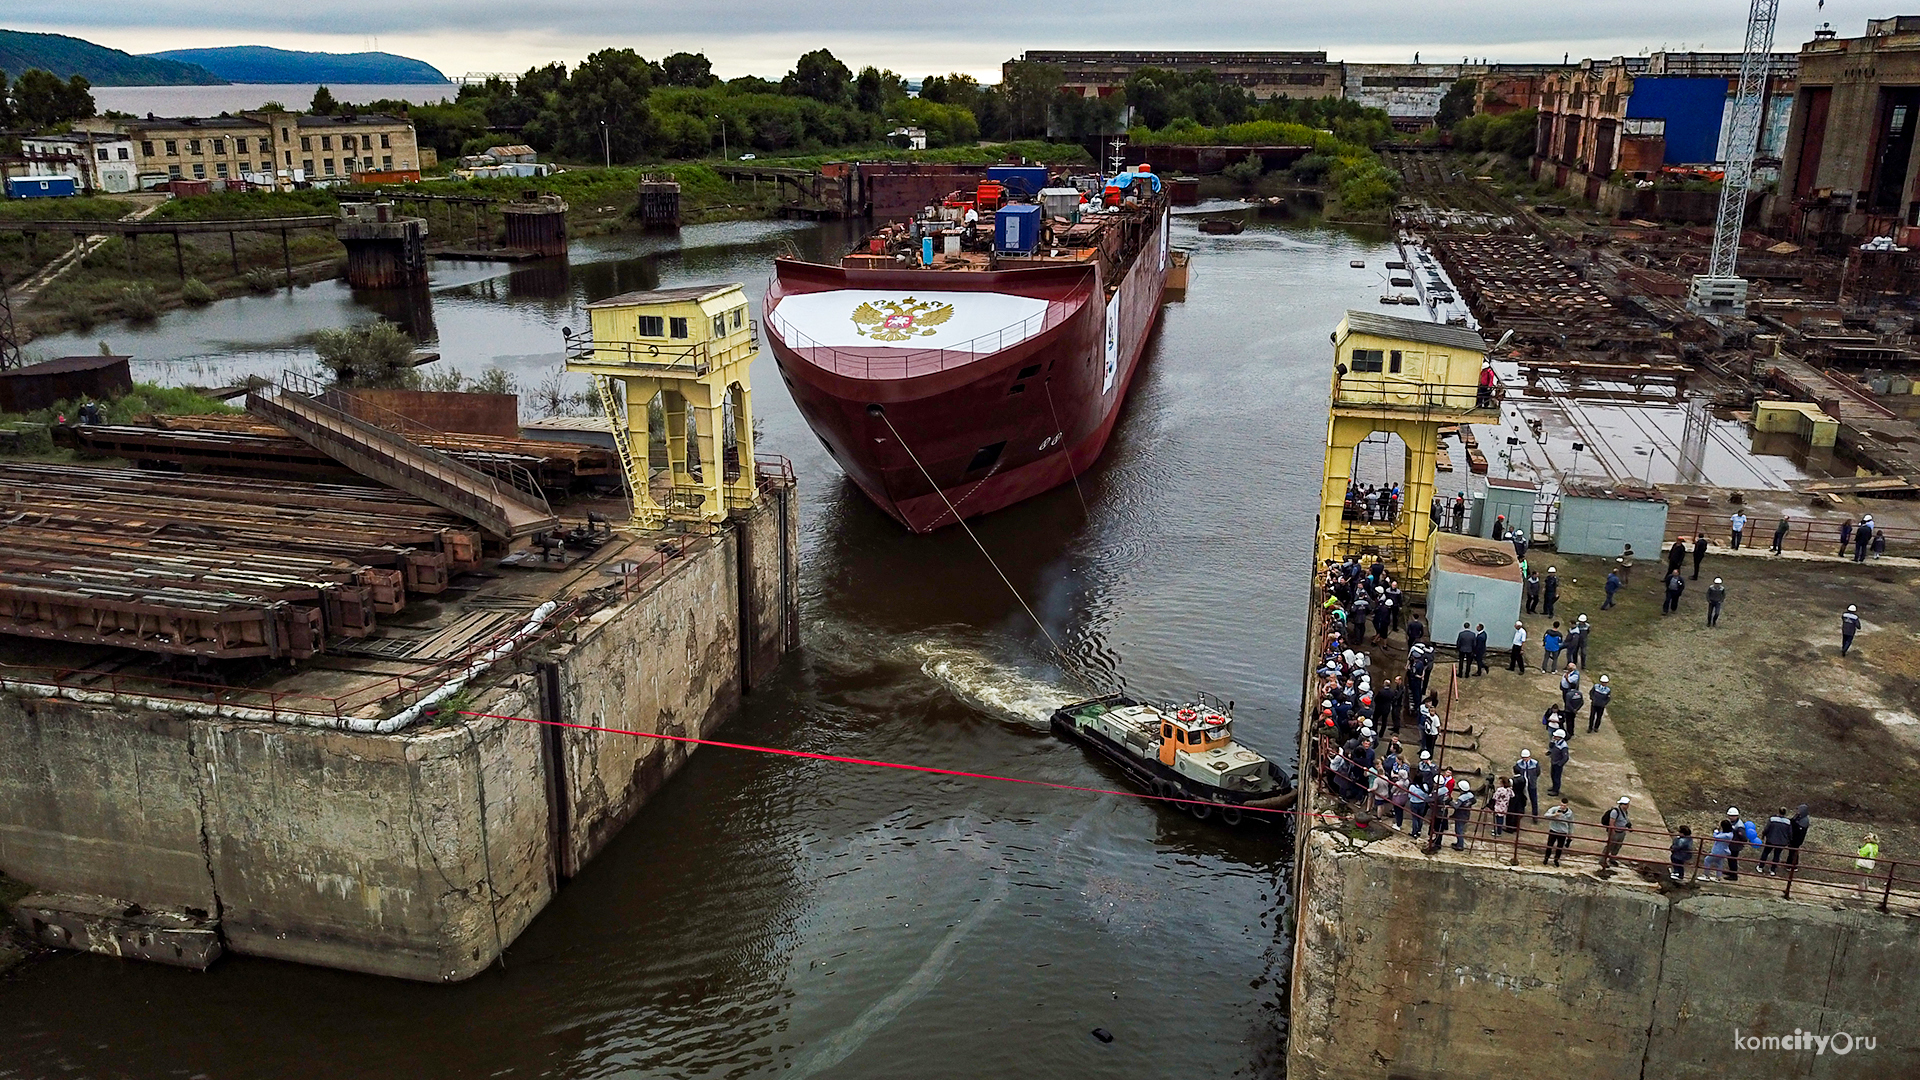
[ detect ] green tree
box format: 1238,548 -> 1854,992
314,320 -> 418,389
558,49 -> 658,162
310,84 -> 337,115
11,69 -> 94,129
1435,78 -> 1477,130
1001,61 -> 1063,139
1121,67 -> 1182,130
662,52 -> 716,88
0,70 -> 13,129
853,66 -> 887,113
783,49 -> 851,105
1222,151 -> 1264,191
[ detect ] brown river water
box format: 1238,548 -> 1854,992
1,202 -> 1393,1080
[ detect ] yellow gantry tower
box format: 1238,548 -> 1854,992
1316,310 -> 1496,592
565,284 -> 758,529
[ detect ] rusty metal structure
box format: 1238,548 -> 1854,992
0,463 -> 481,659
636,175 -> 683,228
501,193 -> 569,256
335,203 -> 430,289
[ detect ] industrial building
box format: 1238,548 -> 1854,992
1342,63 -> 1488,130
1776,16 -> 1920,243
1529,51 -> 1796,202
72,110 -> 421,190
1011,50 -> 1343,100
10,133 -> 138,193
1474,64 -> 1577,116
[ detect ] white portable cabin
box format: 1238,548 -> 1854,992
1426,532 -> 1523,647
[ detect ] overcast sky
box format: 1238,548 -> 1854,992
13,1 -> 1884,82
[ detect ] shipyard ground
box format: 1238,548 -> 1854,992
1294,547 -> 1920,1080
1357,544 -> 1920,882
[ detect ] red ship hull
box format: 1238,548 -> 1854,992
766,207 -> 1171,532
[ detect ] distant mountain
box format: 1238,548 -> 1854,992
0,29 -> 225,86
146,45 -> 449,85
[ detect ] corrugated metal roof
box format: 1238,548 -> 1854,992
0,355 -> 130,378
1341,309 -> 1488,353
587,285 -> 738,308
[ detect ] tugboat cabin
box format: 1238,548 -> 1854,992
1158,707 -> 1233,766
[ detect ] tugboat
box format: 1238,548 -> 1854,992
1050,692 -> 1294,826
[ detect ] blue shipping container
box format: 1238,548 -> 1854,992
986,165 -> 1048,198
6,176 -> 77,199
995,204 -> 1041,254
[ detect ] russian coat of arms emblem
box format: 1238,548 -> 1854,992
850,297 -> 955,341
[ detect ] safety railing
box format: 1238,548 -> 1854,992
1315,744 -> 1920,913
259,374 -> 551,531
762,301 -> 1071,380
1332,380 -> 1502,412
1662,511 -> 1910,559
563,322 -> 760,376
278,369 -> 551,513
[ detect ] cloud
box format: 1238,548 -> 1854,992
14,0 -> 1878,82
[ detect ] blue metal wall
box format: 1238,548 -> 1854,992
1627,77 -> 1729,166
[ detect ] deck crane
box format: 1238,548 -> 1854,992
1687,0 -> 1783,318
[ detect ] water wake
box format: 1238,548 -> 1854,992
910,638 -> 1082,729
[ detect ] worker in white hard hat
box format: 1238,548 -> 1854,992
1588,674 -> 1611,733
1601,796 -> 1632,869
1841,604 -> 1861,656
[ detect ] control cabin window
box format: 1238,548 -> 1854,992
1350,348 -> 1385,373
669,317 -> 689,339
1389,350 -> 1403,373
730,307 -> 744,329
713,314 -> 727,338
638,315 -> 665,337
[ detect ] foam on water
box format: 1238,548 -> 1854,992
910,638 -> 1083,728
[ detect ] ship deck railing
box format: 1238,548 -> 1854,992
765,304 -> 1074,379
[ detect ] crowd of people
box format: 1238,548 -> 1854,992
1308,520 -> 1892,890
1342,482 -> 1403,524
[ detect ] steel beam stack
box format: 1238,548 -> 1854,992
0,463 -> 484,659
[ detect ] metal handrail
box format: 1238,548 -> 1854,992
763,299 -> 1070,379
273,371 -> 551,518
1662,511 -> 1910,556
1332,381 -> 1501,411
564,322 -> 761,376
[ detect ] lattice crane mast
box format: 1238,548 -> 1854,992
1688,0 -> 1782,318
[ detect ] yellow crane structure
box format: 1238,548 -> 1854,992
1316,310 -> 1497,592
564,284 -> 759,529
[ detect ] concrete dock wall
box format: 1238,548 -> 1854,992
0,690 -> 551,982
0,483 -> 799,981
1288,828 -> 1920,1079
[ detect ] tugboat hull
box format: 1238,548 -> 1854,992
1050,694 -> 1294,827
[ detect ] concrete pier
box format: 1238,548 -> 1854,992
337,202 -> 430,289
0,483 -> 798,982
